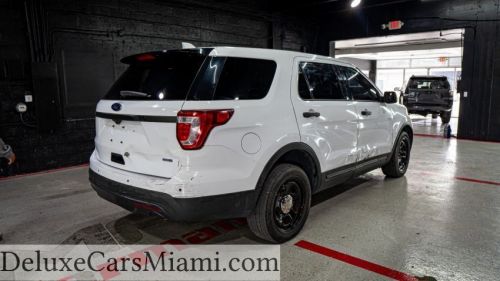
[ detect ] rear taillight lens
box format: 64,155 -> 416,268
176,109 -> 234,150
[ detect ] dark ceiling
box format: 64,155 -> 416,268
275,0 -> 418,12
208,0 -> 419,14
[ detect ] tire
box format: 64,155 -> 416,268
382,131 -> 411,178
440,111 -> 451,123
431,113 -> 438,119
247,163 -> 311,243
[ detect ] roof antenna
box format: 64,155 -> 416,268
182,42 -> 196,49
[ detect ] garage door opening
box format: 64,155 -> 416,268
332,29 -> 464,137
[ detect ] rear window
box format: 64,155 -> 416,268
104,52 -> 206,100
105,54 -> 276,101
408,78 -> 450,90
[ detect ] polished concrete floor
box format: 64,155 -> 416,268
1,117 -> 499,280
410,115 -> 458,136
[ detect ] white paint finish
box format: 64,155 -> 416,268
91,46 -> 411,199
290,57 -> 359,171
95,100 -> 183,179
354,101 -> 394,160
241,133 -> 262,154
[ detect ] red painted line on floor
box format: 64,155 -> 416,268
455,176 -> 500,186
413,170 -> 500,187
414,133 -> 444,139
414,133 -> 500,144
454,137 -> 500,144
0,163 -> 89,182
295,240 -> 418,281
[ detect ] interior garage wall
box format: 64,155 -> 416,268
316,0 -> 500,142
0,0 -> 315,175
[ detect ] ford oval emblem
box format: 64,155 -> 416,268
111,103 -> 122,112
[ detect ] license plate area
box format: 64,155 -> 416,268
95,116 -> 180,178
111,153 -> 125,165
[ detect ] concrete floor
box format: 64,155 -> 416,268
1,117 -> 499,280
410,115 -> 458,136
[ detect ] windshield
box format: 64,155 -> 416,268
104,52 -> 206,100
408,78 -> 450,90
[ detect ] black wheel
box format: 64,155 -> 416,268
431,113 -> 438,119
440,111 -> 451,123
247,164 -> 311,243
382,131 -> 411,178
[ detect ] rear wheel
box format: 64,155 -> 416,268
247,164 -> 311,243
440,111 -> 451,123
431,113 -> 438,119
382,131 -> 411,178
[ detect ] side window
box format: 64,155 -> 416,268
338,66 -> 380,101
213,57 -> 276,100
298,62 -> 347,100
298,69 -> 311,99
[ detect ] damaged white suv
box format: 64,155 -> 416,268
89,47 -> 413,243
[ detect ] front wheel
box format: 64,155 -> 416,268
247,164 -> 311,243
382,131 -> 411,178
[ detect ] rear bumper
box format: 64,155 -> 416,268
403,103 -> 452,113
89,169 -> 259,221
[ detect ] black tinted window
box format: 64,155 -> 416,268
338,66 -> 380,101
105,52 -> 205,100
212,57 -> 276,100
188,57 -> 225,100
299,62 -> 347,100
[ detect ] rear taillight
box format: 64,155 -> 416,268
176,109 -> 234,150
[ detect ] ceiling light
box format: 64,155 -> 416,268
351,0 -> 361,8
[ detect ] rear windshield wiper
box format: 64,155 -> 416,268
120,90 -> 151,98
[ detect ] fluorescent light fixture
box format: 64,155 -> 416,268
351,0 -> 361,8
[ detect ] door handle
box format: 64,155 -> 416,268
361,109 -> 372,116
303,110 -> 321,118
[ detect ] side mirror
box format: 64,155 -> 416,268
394,87 -> 401,92
383,91 -> 398,104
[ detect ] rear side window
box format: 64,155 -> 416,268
105,52 -> 206,100
209,57 -> 276,100
408,78 -> 450,89
337,66 -> 380,101
298,62 -> 347,100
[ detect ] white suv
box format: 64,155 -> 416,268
89,47 -> 413,243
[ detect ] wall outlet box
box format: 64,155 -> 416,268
25,95 -> 33,102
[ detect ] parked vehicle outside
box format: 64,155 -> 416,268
400,76 -> 453,123
89,47 -> 413,243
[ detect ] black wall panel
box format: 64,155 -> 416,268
32,62 -> 61,132
0,0 -> 315,174
60,48 -> 115,118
